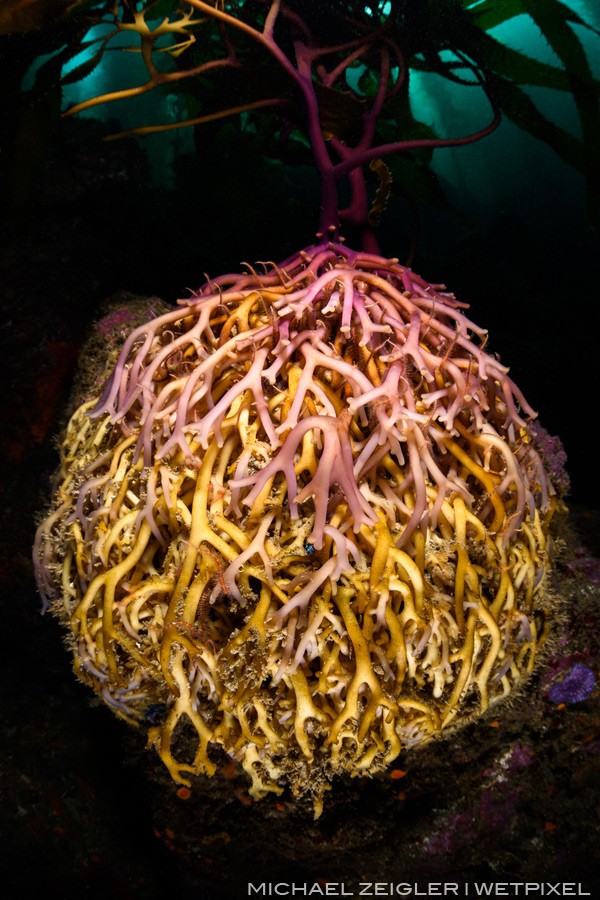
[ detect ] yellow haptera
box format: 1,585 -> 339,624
34,243 -> 557,815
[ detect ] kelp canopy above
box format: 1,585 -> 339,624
3,0 -> 599,222
32,0 -> 596,816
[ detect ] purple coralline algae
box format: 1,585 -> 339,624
530,422 -> 570,498
567,549 -> 600,586
548,664 -> 596,704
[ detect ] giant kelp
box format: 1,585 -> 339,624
33,1 -> 595,814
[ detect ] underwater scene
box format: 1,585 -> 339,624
1,1 -> 599,897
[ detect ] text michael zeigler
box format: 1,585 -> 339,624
247,885 -> 591,897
